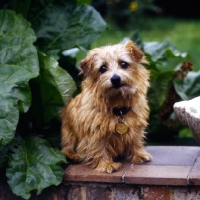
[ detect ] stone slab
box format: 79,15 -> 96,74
145,146 -> 200,166
124,165 -> 192,185
64,161 -> 131,183
188,153 -> 200,185
64,146 -> 200,186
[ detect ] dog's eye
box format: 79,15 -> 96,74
120,61 -> 129,69
99,65 -> 107,73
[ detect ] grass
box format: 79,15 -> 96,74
91,17 -> 200,71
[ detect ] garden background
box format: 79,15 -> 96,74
0,0 -> 200,199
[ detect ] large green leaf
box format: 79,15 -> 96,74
144,41 -> 188,62
174,70 -> 200,100
147,70 -> 177,139
30,2 -> 106,54
6,136 -> 66,199
30,52 -> 76,127
143,41 -> 189,71
144,41 -> 169,63
0,10 -> 39,147
148,70 -> 175,113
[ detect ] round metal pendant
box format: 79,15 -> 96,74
115,122 -> 129,134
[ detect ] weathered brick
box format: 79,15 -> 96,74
142,186 -> 172,200
173,187 -> 200,200
66,185 -> 82,200
56,185 -> 69,200
113,186 -> 141,200
105,187 -> 114,200
196,188 -> 200,200
86,186 -> 106,200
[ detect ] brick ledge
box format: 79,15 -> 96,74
64,146 -> 200,186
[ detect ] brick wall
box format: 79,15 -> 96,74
2,181 -> 200,200
63,183 -> 200,200
27,183 -> 200,200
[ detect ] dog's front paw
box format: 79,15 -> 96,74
62,148 -> 81,162
95,161 -> 122,173
129,150 -> 152,164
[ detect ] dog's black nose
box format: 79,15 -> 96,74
111,74 -> 121,88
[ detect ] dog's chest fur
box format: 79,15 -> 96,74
67,93 -> 138,158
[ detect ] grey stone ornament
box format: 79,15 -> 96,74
174,97 -> 200,145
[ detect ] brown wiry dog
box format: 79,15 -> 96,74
61,40 -> 152,173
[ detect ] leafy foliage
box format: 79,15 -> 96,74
131,33 -> 200,141
6,136 -> 66,199
30,52 -> 76,128
0,0 -> 106,198
174,70 -> 200,100
29,1 -> 106,55
0,10 -> 39,147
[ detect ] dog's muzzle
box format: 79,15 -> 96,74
111,74 -> 121,88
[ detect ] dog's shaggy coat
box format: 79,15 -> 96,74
61,40 -> 152,173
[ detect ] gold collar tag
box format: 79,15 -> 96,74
115,115 -> 129,134
116,121 -> 128,134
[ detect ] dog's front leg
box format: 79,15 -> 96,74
127,144 -> 152,164
94,156 -> 122,174
87,137 -> 122,173
61,128 -> 81,162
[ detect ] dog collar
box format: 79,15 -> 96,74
113,106 -> 131,116
113,107 -> 131,135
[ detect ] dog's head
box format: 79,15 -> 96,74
80,40 -> 149,106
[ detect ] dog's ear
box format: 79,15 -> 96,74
125,40 -> 147,63
79,58 -> 90,76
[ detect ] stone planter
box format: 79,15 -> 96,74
173,96 -> 200,145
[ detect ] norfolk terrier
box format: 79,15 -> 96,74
61,40 -> 152,173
